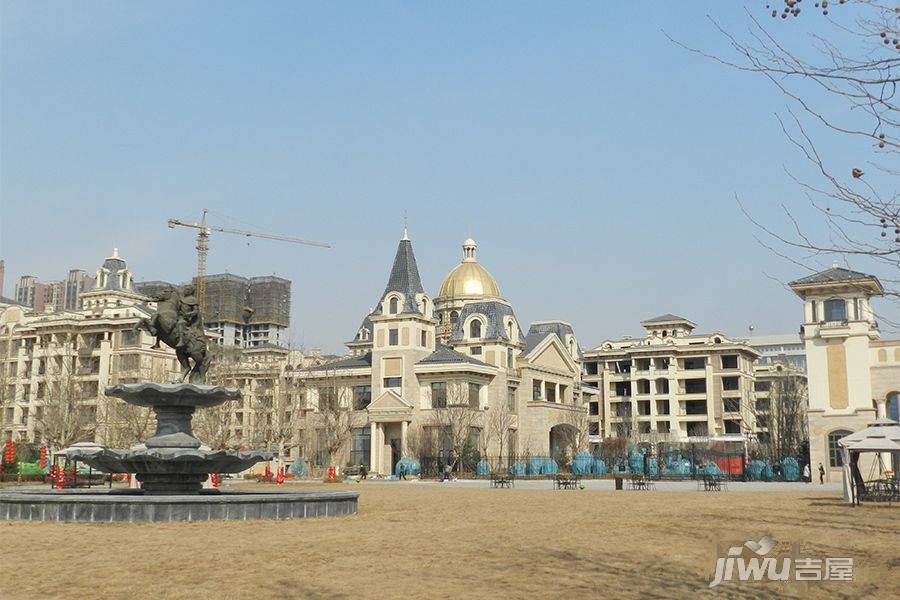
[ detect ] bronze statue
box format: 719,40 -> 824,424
137,285 -> 210,383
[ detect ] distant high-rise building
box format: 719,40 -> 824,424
744,333 -> 807,371
135,272 -> 292,348
12,268 -> 94,313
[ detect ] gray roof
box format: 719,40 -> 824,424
375,238 -> 424,314
98,257 -> 129,291
312,352 -> 372,371
790,267 -> 875,286
355,237 -> 426,337
522,321 -> 581,359
449,301 -> 524,344
418,344 -> 488,366
641,313 -> 692,324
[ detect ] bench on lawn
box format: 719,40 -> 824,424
490,472 -> 514,488
627,473 -> 656,491
698,474 -> 728,492
554,474 -> 580,490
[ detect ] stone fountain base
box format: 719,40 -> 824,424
0,382 -> 359,522
0,488 -> 358,522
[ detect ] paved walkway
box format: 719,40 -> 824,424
258,477 -> 843,493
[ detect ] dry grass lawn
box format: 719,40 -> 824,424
0,483 -> 897,599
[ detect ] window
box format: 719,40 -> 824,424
828,430 -> 852,467
319,387 -> 337,411
546,384 -> 556,403
824,298 -> 846,322
389,297 -> 399,314
754,381 -> 771,392
431,382 -> 447,408
350,428 -> 370,469
471,346 -> 482,356
470,319 -> 482,339
384,377 -> 402,389
507,388 -> 516,412
533,380 -> 542,401
588,422 -> 600,436
450,311 -> 459,325
810,300 -> 818,322
389,329 -> 399,346
352,385 -> 371,410
722,376 -> 739,391
421,330 -> 427,347
721,355 -> 738,369
468,382 -> 480,409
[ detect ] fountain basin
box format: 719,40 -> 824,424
0,488 -> 359,522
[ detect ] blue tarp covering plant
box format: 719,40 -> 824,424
396,457 -> 421,476
475,459 -> 490,476
527,457 -> 558,476
628,449 -> 645,473
571,452 -> 592,475
591,458 -> 607,475
746,460 -> 765,481
289,460 -> 308,478
780,457 -> 800,481
702,462 -> 724,477
509,460 -> 526,476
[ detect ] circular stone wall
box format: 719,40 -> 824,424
0,489 -> 358,523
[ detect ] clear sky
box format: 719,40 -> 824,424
2,2 -> 895,352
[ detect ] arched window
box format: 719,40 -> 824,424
824,298 -> 846,322
450,311 -> 459,325
389,297 -> 399,315
828,429 -> 852,467
662,330 -> 668,337
470,319 -> 482,339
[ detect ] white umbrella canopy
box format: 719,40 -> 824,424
838,419 -> 900,452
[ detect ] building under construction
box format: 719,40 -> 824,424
136,273 -> 291,348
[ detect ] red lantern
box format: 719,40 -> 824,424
264,463 -> 272,479
55,466 -> 66,489
275,467 -> 285,485
4,440 -> 15,464
39,445 -> 48,469
210,473 -> 219,488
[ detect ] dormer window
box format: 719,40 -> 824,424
470,319 -> 482,339
450,311 -> 459,325
389,297 -> 399,315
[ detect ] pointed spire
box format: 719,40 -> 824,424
402,226 -> 409,241
378,234 -> 425,314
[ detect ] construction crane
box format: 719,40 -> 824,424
167,208 -> 331,317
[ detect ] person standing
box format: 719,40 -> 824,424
818,462 -> 825,484
803,463 -> 810,483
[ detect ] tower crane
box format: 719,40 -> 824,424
167,208 -> 331,317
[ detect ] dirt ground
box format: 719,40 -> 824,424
0,482 -> 897,599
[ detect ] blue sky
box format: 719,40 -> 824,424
2,2 -> 894,352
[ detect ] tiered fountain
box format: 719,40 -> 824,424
0,285 -> 358,522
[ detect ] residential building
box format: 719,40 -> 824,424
789,264 -> 900,481
0,250 -> 179,445
746,333 -> 807,371
582,315 -> 759,445
12,269 -> 94,313
294,230 -> 599,475
136,273 -> 291,348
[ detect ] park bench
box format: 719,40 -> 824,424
490,472 -> 514,488
699,475 -> 728,492
627,474 -> 655,491
554,474 -> 580,490
858,478 -> 899,503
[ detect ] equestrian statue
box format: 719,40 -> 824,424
136,284 -> 211,383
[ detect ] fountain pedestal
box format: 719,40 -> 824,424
66,383 -> 272,494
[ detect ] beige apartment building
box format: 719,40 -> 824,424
0,249 -> 180,446
582,315 -> 759,446
293,231 -> 599,475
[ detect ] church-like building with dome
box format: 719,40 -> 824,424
296,229 -> 599,475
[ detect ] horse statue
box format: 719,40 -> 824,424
136,286 -> 211,384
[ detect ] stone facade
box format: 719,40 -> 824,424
582,315 -> 759,446
293,230 -> 598,475
789,265 -> 900,482
0,250 -> 180,446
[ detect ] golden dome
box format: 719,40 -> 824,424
438,238 -> 502,299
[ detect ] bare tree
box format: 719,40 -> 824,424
98,402 -> 154,449
248,375 -> 306,466
313,368 -> 362,469
432,383 -> 481,471
671,2 -> 899,319
558,407 -> 591,457
486,393 -> 516,459
196,347 -> 242,449
35,356 -> 95,450
751,368 -> 809,462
